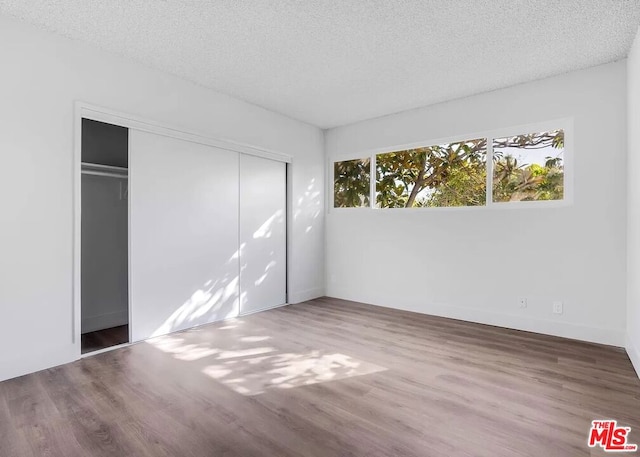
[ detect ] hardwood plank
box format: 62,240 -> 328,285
1,297 -> 638,456
0,393 -> 34,457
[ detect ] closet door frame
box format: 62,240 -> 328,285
72,102 -> 292,358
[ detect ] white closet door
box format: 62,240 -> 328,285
239,154 -> 287,314
129,130 -> 239,341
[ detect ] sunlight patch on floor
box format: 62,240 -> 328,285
202,351 -> 387,396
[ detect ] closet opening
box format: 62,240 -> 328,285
80,118 -> 130,354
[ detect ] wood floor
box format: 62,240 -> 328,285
1,298 -> 639,457
81,325 -> 129,354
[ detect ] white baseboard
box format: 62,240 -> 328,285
5,294 -> 628,384
627,334 -> 640,379
327,294 -> 625,347
82,310 -> 128,334
289,287 -> 324,304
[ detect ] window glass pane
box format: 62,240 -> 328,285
492,129 -> 564,202
334,158 -> 370,207
376,138 -> 487,208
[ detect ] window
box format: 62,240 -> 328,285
376,138 -> 486,208
334,158 -> 370,207
492,129 -> 564,202
331,122 -> 568,210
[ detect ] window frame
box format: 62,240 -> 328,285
328,118 -> 573,212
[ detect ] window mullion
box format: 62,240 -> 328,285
486,137 -> 493,207
370,153 -> 376,209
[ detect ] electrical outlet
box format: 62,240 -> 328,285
518,297 -> 527,308
553,301 -> 563,315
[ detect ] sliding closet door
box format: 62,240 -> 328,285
129,130 -> 239,341
239,154 -> 287,314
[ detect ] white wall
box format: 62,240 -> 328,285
325,61 -> 628,346
0,14 -> 324,382
627,27 -> 640,377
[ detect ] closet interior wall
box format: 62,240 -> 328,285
80,119 -> 130,352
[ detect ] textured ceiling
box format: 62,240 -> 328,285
1,1 -> 640,128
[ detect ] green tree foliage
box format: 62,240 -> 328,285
334,158 -> 370,207
376,139 -> 487,208
334,130 -> 564,208
492,130 -> 564,202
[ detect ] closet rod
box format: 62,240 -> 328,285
81,169 -> 128,179
81,162 -> 127,173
